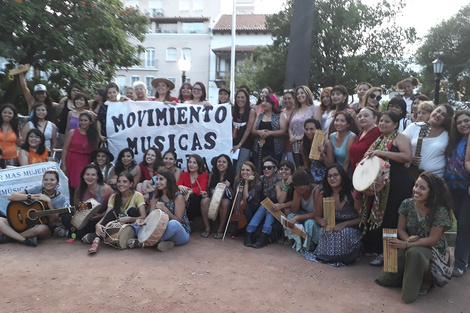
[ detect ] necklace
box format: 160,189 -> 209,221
43,189 -> 57,198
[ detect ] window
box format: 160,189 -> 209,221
116,76 -> 126,93
146,76 -> 155,96
182,48 -> 192,61
181,22 -> 204,33
149,0 -> 163,16
179,0 -> 189,11
166,47 -> 177,61
145,48 -> 156,67
168,77 -> 176,85
193,0 -> 203,11
130,76 -> 140,85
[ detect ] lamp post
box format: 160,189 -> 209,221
178,57 -> 191,85
432,58 -> 444,105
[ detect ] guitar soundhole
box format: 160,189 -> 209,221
28,209 -> 38,220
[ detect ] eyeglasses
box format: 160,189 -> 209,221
327,173 -> 340,179
369,94 -> 382,101
193,88 -> 202,92
262,165 -> 275,170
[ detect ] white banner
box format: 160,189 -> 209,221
0,162 -> 70,214
106,102 -> 233,170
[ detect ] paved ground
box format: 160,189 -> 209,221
0,233 -> 468,313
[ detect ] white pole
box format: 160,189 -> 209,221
230,0 -> 236,103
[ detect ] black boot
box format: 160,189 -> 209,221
244,231 -> 254,247
252,233 -> 269,249
23,237 -> 38,247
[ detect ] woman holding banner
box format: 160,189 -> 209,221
185,82 -> 213,107
152,77 -> 178,104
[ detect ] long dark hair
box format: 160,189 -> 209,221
209,154 -> 235,192
79,112 -> 99,147
322,164 -> 354,204
233,89 -> 251,121
417,172 -> 452,225
92,88 -> 106,111
114,148 -> 136,175
331,85 -> 349,110
67,84 -> 83,100
302,118 -> 322,156
178,82 -> 192,102
0,104 -> 19,136
190,82 -> 207,101
142,147 -> 164,171
77,164 -> 104,202
113,172 -> 135,213
30,103 -> 51,128
445,110 -> 470,156
21,129 -> 46,155
73,92 -> 89,110
153,169 -> 179,201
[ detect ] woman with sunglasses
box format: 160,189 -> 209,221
185,82 -> 213,107
362,87 -> 383,111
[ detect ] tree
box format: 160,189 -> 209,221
248,0 -> 417,96
417,4 -> 470,104
0,0 -> 149,102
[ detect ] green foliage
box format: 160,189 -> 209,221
417,4 -> 470,103
0,0 -> 148,98
246,0 -> 417,96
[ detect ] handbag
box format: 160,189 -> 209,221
430,245 -> 453,287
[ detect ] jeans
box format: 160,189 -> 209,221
161,220 -> 190,246
246,205 -> 275,235
234,147 -> 251,174
451,190 -> 470,270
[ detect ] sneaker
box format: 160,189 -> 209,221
23,237 -> 38,247
54,226 -> 69,238
0,234 -> 12,244
252,233 -> 269,249
81,233 -> 96,244
156,241 -> 175,252
88,238 -> 100,254
452,268 -> 465,277
370,254 -> 384,267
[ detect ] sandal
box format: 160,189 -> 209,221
200,230 -> 210,238
127,238 -> 138,249
88,237 -> 100,254
214,232 -> 223,240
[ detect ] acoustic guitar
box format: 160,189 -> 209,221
6,201 -> 90,233
409,123 -> 430,181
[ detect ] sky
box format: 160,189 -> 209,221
255,0 -> 467,38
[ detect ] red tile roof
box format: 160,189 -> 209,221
213,14 -> 271,34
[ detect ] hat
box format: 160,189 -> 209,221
91,147 -> 114,163
218,87 -> 230,95
151,78 -> 175,90
34,84 -> 47,93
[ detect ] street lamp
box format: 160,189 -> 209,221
178,57 -> 191,85
432,58 -> 444,104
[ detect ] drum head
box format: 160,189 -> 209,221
118,225 -> 136,249
86,198 -> 102,213
353,156 -> 381,192
138,210 -> 161,243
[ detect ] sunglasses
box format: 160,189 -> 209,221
262,165 -> 275,170
369,94 -> 382,101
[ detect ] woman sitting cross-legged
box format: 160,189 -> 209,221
375,172 -> 453,303
303,164 -> 362,266
131,169 -> 191,251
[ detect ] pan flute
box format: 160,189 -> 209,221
383,228 -> 398,273
309,130 -> 326,160
261,198 -> 307,239
323,197 -> 335,231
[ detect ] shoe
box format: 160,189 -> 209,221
231,228 -> 243,239
452,267 -> 465,277
127,238 -> 141,249
88,237 -> 100,254
0,234 -> 12,244
54,226 -> 69,238
252,233 -> 269,249
244,231 -> 254,247
81,233 -> 96,244
213,232 -> 223,239
200,230 -> 210,238
157,241 -> 175,252
370,254 -> 384,266
23,237 -> 38,247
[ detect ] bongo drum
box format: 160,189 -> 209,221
138,209 -> 169,247
71,198 -> 102,230
353,156 -> 390,196
208,183 -> 226,221
103,221 -> 136,249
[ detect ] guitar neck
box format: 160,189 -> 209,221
415,137 -> 423,157
34,206 -> 75,217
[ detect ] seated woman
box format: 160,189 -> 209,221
0,170 -> 69,246
305,164 -> 361,265
244,157 -> 281,249
272,160 -> 295,243
109,148 -> 142,189
62,164 -> 114,241
177,154 -> 209,226
132,169 -> 191,251
375,172 -> 453,303
200,154 -> 235,239
162,150 -> 182,182
91,147 -> 115,183
136,147 -> 163,192
284,167 -> 321,252
87,172 -> 146,254
18,129 -> 53,166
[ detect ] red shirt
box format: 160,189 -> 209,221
349,126 -> 381,173
177,172 -> 209,196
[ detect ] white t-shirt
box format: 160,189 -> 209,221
403,123 -> 448,177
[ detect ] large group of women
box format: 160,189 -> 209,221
0,73 -> 469,304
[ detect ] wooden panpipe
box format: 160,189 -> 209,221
383,228 -> 398,273
322,197 -> 335,231
261,198 -> 307,239
309,130 -> 326,160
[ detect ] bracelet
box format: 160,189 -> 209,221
405,241 -> 410,249
282,183 -> 292,192
140,189 -> 146,195
27,194 -> 31,201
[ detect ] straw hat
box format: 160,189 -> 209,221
151,78 -> 175,90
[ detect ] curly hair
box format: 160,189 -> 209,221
417,172 -> 452,225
